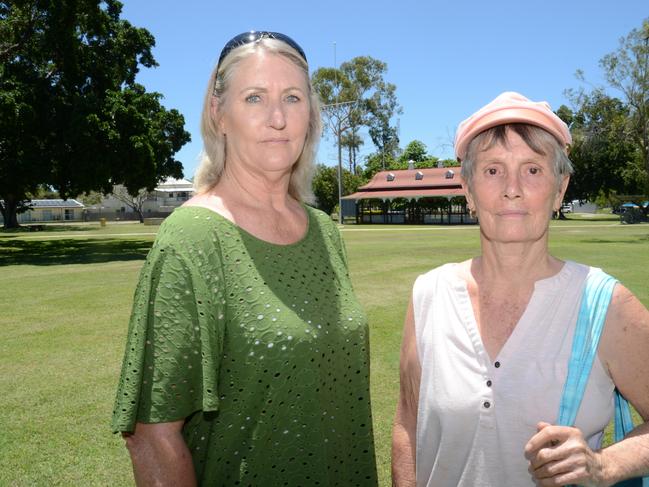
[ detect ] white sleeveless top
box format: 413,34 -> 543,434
413,260 -> 615,486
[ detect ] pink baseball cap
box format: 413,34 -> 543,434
454,91 -> 572,161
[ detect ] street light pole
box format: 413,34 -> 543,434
334,42 -> 343,225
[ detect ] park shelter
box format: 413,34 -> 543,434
342,167 -> 475,224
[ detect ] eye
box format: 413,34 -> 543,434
245,94 -> 261,103
527,166 -> 541,175
486,167 -> 498,176
285,94 -> 300,103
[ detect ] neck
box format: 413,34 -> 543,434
220,163 -> 295,211
475,233 -> 561,286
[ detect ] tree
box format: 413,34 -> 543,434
395,140 -> 440,170
599,18 -> 649,193
0,1 -> 190,228
312,164 -> 363,215
558,94 -> 641,204
340,129 -> 364,172
361,140 -> 447,179
312,56 -> 401,174
111,185 -> 150,223
76,190 -> 102,206
399,140 -> 429,164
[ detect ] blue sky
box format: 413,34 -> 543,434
120,0 -> 647,179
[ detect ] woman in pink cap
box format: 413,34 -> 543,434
392,92 -> 649,486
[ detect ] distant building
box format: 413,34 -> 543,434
342,167 -> 474,224
86,177 -> 196,220
0,199 -> 85,224
148,177 -> 196,213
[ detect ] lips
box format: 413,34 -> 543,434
497,210 -> 528,216
261,138 -> 289,143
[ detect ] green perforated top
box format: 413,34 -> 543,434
112,205 -> 377,486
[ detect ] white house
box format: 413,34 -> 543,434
87,177 -> 196,219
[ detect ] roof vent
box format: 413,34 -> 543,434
387,173 -> 395,182
415,171 -> 424,180
445,169 -> 455,179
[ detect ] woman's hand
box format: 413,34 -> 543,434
524,421 -> 607,487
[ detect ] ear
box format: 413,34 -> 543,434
210,97 -> 225,134
553,174 -> 570,211
463,181 -> 476,212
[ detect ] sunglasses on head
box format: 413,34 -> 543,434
217,31 -> 307,70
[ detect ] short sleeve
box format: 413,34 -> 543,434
111,238 -> 225,433
315,208 -> 349,269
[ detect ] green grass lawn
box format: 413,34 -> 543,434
1,220 -> 647,486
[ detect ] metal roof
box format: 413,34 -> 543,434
343,187 -> 465,200
28,199 -> 85,208
343,167 -> 466,200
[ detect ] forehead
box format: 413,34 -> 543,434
231,51 -> 307,86
474,128 -> 550,162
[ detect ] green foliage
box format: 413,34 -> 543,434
312,56 -> 401,173
27,185 -> 61,199
362,151 -> 397,179
76,190 -> 103,206
567,17 -> 649,207
311,164 -> 363,215
0,1 -> 191,228
362,140 -> 453,180
439,158 -> 461,168
599,18 -> 649,182
562,92 -> 641,203
399,140 -> 428,163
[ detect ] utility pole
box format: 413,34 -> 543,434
334,42 -> 343,225
320,42 -> 356,225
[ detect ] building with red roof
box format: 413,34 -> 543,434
342,166 -> 474,224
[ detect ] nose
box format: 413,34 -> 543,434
268,101 -> 287,130
503,171 -> 522,199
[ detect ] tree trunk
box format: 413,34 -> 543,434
0,195 -> 21,229
136,209 -> 144,223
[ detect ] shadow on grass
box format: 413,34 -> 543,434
578,235 -> 649,244
0,238 -> 152,266
563,216 -> 622,222
0,224 -> 104,234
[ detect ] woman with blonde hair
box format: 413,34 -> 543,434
113,31 -> 377,486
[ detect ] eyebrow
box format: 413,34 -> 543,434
238,86 -> 306,95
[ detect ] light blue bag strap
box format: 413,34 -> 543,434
557,269 -> 617,427
615,392 -> 636,442
614,393 -> 648,486
557,270 -> 647,486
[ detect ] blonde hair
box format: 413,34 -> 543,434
194,38 -> 322,203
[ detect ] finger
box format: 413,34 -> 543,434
528,442 -> 564,471
530,455 -> 572,480
533,466 -> 586,487
524,425 -> 573,459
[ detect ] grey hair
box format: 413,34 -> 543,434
194,37 -> 322,203
461,123 -> 573,190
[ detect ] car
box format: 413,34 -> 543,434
561,203 -> 572,213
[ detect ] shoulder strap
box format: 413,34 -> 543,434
557,269 -> 618,427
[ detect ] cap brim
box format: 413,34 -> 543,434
455,107 -> 567,161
